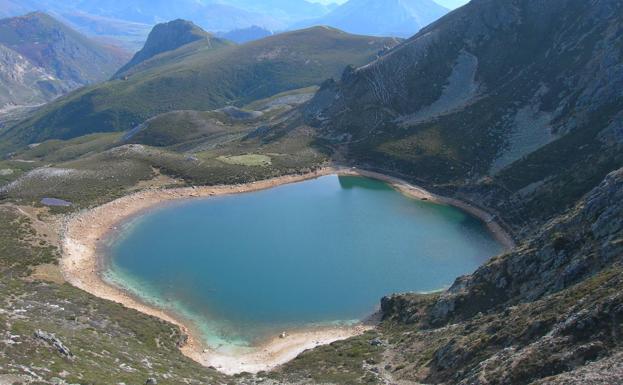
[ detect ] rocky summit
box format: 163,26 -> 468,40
114,19 -> 224,77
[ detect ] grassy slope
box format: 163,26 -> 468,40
1,27 -> 399,152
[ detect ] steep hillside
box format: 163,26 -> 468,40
0,44 -> 69,107
305,0 -> 623,229
297,0 -> 449,37
375,166 -> 623,384
0,12 -> 129,86
1,26 -> 399,150
115,19 -> 224,76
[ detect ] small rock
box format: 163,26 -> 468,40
34,330 -> 73,359
145,378 -> 157,385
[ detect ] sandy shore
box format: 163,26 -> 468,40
60,166 -> 514,375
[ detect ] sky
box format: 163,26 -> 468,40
307,0 -> 470,10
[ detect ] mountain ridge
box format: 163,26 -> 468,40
0,25 -> 400,150
303,0 -> 623,229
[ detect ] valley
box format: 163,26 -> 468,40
0,0 -> 622,384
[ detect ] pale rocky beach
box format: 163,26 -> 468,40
60,166 -> 514,374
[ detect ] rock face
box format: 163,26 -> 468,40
0,44 -> 69,107
0,12 -> 128,86
387,167 -> 623,324
115,19 -> 217,77
0,12 -> 129,107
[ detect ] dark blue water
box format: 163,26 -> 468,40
105,176 -> 502,348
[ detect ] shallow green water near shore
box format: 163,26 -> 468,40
104,175 -> 502,349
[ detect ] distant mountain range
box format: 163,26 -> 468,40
0,0 -> 451,50
0,12 -> 129,108
295,0 -> 449,37
0,0 -> 333,49
1,22 -> 400,147
216,26 -> 274,44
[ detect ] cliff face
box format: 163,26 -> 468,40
0,12 -> 129,85
305,0 -> 623,230
0,44 -> 69,107
0,12 -> 129,108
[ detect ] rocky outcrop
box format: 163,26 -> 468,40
0,12 -> 129,109
34,330 -> 73,359
0,44 -> 68,107
379,167 -> 623,384
0,12 -> 129,86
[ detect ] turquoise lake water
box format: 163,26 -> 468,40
104,175 -> 503,350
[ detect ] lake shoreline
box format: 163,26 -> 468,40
60,166 -> 515,375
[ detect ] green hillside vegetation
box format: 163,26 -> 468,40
1,26 -> 399,152
0,90 -> 327,207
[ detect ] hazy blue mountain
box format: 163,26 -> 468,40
216,25 -> 273,44
433,0 -> 470,9
52,11 -> 151,51
296,0 -> 449,37
221,0 -> 332,23
0,0 -> 284,47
